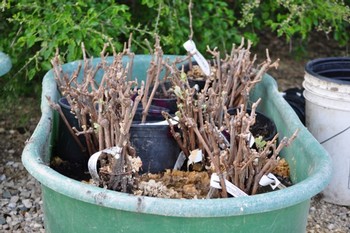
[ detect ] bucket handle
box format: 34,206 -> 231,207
320,125 -> 350,144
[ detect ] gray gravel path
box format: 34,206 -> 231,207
0,156 -> 44,232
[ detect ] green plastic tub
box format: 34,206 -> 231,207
22,55 -> 332,233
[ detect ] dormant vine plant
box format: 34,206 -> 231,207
48,36 -> 297,198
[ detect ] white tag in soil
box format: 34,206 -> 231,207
88,146 -> 122,183
173,151 -> 187,170
259,173 -> 286,190
248,132 -> 255,148
183,40 -> 211,76
210,173 -> 248,197
187,149 -> 203,169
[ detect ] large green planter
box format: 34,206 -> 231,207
22,55 -> 332,233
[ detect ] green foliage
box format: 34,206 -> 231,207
239,0 -> 350,45
129,0 -> 241,54
1,0 -> 349,99
0,0 -> 130,97
255,136 -> 267,151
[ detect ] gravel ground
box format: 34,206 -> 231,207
0,157 -> 44,232
0,112 -> 45,232
1,32 -> 349,232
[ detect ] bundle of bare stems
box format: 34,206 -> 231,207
49,36 -> 298,197
49,39 -> 143,192
163,38 -> 298,196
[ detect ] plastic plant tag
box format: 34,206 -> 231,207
259,173 -> 286,190
187,149 -> 203,169
173,151 -> 187,170
248,133 -> 255,148
183,40 -> 211,76
210,173 -> 248,197
88,146 -> 122,183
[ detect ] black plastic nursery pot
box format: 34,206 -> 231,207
283,88 -> 305,125
150,97 -> 177,115
227,108 -> 277,142
133,104 -> 170,122
132,98 -> 179,174
130,123 -> 180,173
57,96 -> 177,174
22,55 -> 332,233
55,97 -> 89,164
129,104 -> 180,174
151,81 -> 178,114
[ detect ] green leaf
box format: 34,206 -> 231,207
67,43 -> 77,61
41,61 -> 52,71
28,68 -> 36,80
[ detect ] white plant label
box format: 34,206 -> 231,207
259,173 -> 286,190
183,40 -> 211,76
88,146 -> 122,183
173,151 -> 187,170
210,173 -> 248,197
248,133 -> 255,148
187,149 -> 203,169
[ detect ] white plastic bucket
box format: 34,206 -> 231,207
303,57 -> 350,206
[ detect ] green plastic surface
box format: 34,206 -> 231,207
22,55 -> 332,233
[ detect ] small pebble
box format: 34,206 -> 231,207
7,202 -> 17,209
5,161 -> 14,166
22,199 -> 33,209
20,191 -> 31,198
9,129 -> 16,134
0,216 -> 6,225
8,149 -> 15,155
2,190 -> 11,199
10,196 -> 19,203
327,223 -> 335,230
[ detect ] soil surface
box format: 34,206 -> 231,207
0,31 -> 349,232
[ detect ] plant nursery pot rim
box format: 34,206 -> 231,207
305,57 -> 350,85
22,56 -> 332,218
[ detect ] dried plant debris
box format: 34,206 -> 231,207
49,36 -> 297,199
134,170 -> 211,199
186,64 -> 217,81
273,158 -> 290,178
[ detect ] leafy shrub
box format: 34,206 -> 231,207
1,0 -> 349,98
128,0 -> 242,54
0,0 -> 131,97
240,0 -> 350,45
